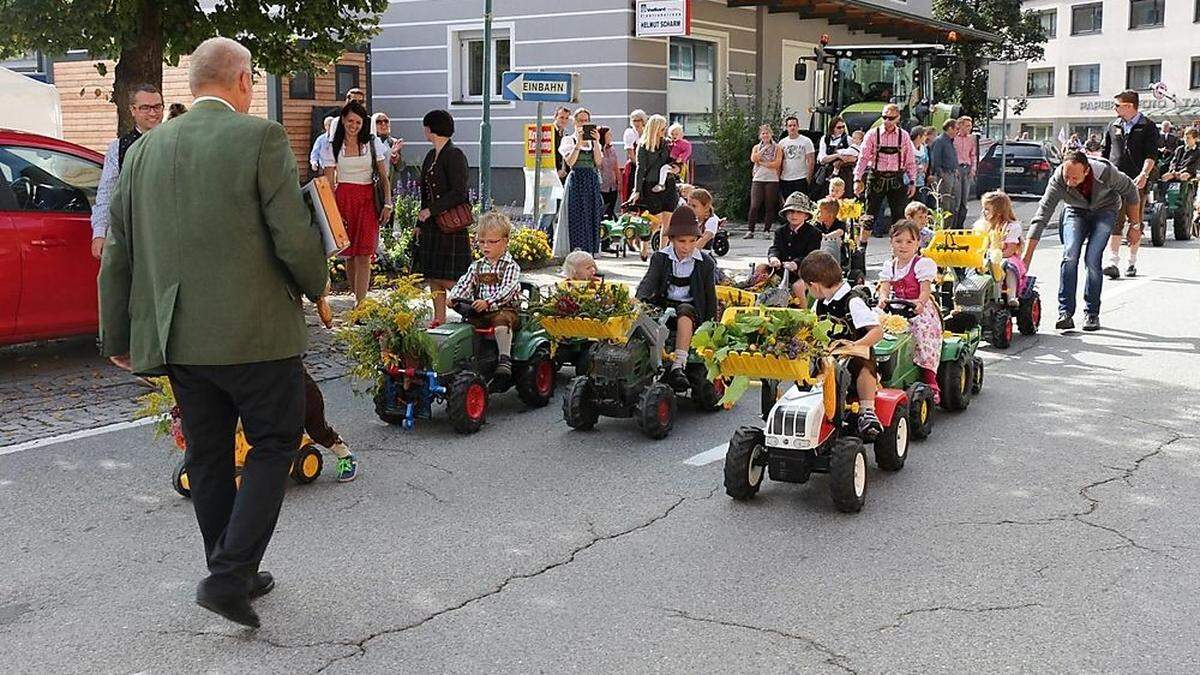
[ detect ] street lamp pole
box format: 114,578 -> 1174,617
480,0 -> 493,209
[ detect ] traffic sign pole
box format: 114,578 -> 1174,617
480,0 -> 493,209
532,102 -> 544,228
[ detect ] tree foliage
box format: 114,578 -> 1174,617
705,80 -> 788,222
0,0 -> 387,131
932,0 -> 1048,119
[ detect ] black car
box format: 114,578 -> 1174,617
976,141 -> 1061,198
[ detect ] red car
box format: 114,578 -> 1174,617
0,129 -> 104,346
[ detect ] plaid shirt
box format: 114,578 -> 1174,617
449,252 -> 522,309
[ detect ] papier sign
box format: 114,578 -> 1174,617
636,0 -> 691,37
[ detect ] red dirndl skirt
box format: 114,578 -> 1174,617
335,182 -> 379,258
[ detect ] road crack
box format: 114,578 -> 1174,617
664,608 -> 857,674
945,434 -> 1184,559
878,602 -> 1042,631
313,495 -> 689,673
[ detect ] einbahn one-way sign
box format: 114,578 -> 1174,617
501,71 -> 579,103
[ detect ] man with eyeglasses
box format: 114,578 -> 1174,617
853,103 -> 917,236
1103,90 -> 1160,279
90,83 -> 163,259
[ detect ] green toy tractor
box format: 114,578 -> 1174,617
373,284 -> 557,434
563,310 -> 725,440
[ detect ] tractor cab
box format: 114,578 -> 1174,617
800,44 -> 957,134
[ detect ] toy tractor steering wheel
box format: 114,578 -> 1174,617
882,298 -> 919,318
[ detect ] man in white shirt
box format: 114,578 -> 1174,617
90,84 -> 164,259
777,115 -> 815,201
622,109 -> 647,201
308,116 -> 336,177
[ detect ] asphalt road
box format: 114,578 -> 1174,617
7,200 -> 1200,674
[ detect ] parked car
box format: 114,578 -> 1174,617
0,129 -> 104,346
975,141 -> 1060,198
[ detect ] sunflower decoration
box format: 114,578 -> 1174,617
336,276 -> 437,392
880,313 -> 910,335
837,199 -> 864,223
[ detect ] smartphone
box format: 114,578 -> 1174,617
582,123 -> 597,139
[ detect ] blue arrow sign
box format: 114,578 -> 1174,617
501,71 -> 577,103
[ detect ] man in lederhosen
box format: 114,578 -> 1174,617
90,83 -> 164,259
853,104 -> 917,237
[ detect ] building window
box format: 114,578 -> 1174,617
1126,60 -> 1162,91
453,28 -> 511,103
289,72 -> 315,100
335,65 -> 359,100
1191,57 -> 1200,89
1027,68 -> 1055,97
1068,64 -> 1100,95
1035,9 -> 1057,39
1019,124 -> 1054,141
668,37 -> 718,133
669,41 -> 695,81
1070,3 -> 1103,34
1129,0 -> 1165,28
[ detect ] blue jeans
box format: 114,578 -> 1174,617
1059,207 -> 1117,316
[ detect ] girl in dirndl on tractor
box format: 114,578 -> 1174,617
876,218 -> 943,403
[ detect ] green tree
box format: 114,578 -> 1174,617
932,0 -> 1047,119
0,0 -> 387,133
705,80 -> 788,222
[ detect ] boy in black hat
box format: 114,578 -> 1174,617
636,205 -> 720,391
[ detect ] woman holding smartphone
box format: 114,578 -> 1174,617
557,107 -> 603,254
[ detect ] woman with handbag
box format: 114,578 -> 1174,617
322,100 -> 392,306
417,109 -> 473,326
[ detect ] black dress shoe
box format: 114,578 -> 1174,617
196,588 -> 260,628
249,571 -> 275,599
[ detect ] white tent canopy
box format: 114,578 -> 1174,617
0,66 -> 63,139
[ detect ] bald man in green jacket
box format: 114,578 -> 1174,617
98,37 -> 327,629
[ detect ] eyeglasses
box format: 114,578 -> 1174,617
376,119 -> 390,124
1113,102 -> 1132,108
834,125 -> 846,130
883,115 -> 899,121
133,104 -> 164,113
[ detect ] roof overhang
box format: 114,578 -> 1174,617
727,0 -> 999,44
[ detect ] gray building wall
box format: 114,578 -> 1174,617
372,0 -> 916,204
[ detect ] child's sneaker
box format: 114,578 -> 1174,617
857,409 -> 883,439
651,184 -> 665,193
335,453 -> 359,483
495,355 -> 513,379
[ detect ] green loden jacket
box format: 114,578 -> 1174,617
98,98 -> 328,375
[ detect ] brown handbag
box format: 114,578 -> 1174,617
434,202 -> 474,234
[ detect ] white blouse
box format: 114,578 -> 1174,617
321,137 -> 389,185
880,256 -> 937,282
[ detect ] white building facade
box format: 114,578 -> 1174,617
1011,0 -> 1200,142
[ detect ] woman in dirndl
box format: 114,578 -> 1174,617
416,109 -> 473,326
628,114 -> 678,260
323,100 -> 392,306
555,108 -> 603,256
